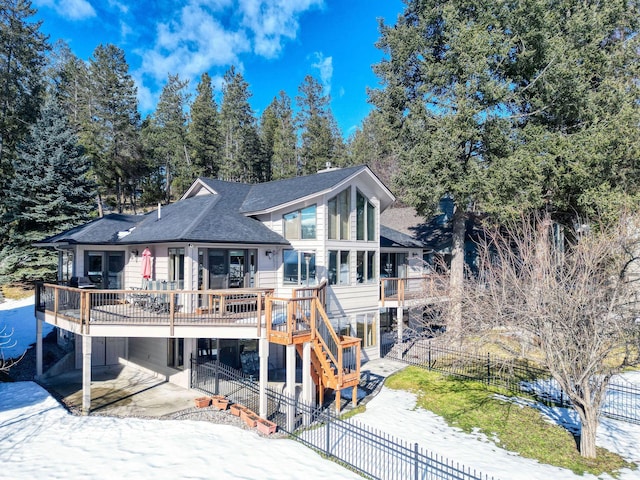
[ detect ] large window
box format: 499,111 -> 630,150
283,250 -> 316,286
328,250 -> 350,285
283,205 -> 316,240
356,314 -> 377,348
356,190 -> 376,241
59,249 -> 74,283
328,188 -> 350,240
356,250 -> 376,284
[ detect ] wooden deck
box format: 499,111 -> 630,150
379,275 -> 449,307
36,284 -> 273,336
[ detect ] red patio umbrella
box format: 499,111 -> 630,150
141,248 -> 152,286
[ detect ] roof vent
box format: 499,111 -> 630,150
317,161 -> 338,173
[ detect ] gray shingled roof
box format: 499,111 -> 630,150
37,165 -> 393,247
36,213 -> 143,245
37,182 -> 289,246
238,165 -> 368,213
380,225 -> 425,249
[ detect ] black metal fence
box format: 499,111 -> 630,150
381,338 -> 640,424
191,357 -> 496,480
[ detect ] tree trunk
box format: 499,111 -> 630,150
449,206 -> 466,338
577,405 -> 599,458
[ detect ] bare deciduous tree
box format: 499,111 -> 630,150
460,215 -> 640,458
1,324 -> 24,376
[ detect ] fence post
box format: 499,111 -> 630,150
414,442 -> 419,480
325,412 -> 331,457
428,342 -> 431,370
486,353 -> 491,385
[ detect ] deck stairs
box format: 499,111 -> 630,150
266,284 -> 361,410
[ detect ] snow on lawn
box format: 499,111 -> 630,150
353,387 -> 640,480
2,296 -> 640,479
0,381 -> 362,479
0,296 -> 53,359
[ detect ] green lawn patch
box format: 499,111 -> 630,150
385,367 -> 635,477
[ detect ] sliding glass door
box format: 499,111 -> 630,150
85,251 -> 125,289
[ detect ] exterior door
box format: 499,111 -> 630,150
85,251 -> 125,289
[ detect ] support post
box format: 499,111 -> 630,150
35,317 -> 43,378
81,335 -> 92,415
215,338 -> 220,394
259,337 -> 269,418
286,343 -> 296,432
302,341 -> 313,425
184,338 -> 196,388
397,307 -> 404,353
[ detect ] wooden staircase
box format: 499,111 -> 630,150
266,283 -> 361,411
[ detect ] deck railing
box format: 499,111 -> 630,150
35,282 -> 273,335
380,274 -> 449,306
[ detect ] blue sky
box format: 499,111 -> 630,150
33,0 -> 404,138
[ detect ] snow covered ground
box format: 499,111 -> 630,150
0,295 -> 53,359
1,297 -> 640,479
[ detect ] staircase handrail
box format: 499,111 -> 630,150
293,280 -> 327,307
312,297 -> 361,386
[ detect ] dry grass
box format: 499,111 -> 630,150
1,284 -> 34,300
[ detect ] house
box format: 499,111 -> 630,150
34,165 -> 444,419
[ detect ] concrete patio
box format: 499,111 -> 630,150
41,364 -> 202,417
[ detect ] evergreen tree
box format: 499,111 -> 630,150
145,73 -> 192,201
219,66 -> 263,182
296,75 -> 344,174
0,0 -> 49,241
189,72 -> 222,179
347,110 -> 398,193
372,0 -> 640,458
501,0 -> 640,225
86,44 -> 142,214
0,97 -> 95,283
46,40 -> 91,134
271,91 -> 298,180
260,91 -> 298,180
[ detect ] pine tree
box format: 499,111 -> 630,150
372,0 -> 640,459
47,40 -> 91,134
219,66 -> 263,182
146,74 -> 192,201
0,97 -> 95,283
347,110 -> 398,193
0,0 -> 49,241
189,72 -> 222,179
260,91 -> 298,180
296,75 -> 344,174
271,92 -> 298,179
86,44 -> 142,213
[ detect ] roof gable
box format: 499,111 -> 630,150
239,165 -> 395,214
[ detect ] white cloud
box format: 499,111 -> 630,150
239,0 -> 323,58
311,51 -> 333,96
107,0 -> 129,14
135,0 -> 323,110
34,0 -> 96,20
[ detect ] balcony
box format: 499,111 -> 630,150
35,283 -> 274,338
379,274 -> 449,307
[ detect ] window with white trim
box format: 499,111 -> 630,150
328,250 -> 350,285
356,190 -> 376,241
356,250 -> 376,284
328,188 -> 350,240
283,205 -> 316,240
283,250 -> 316,285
